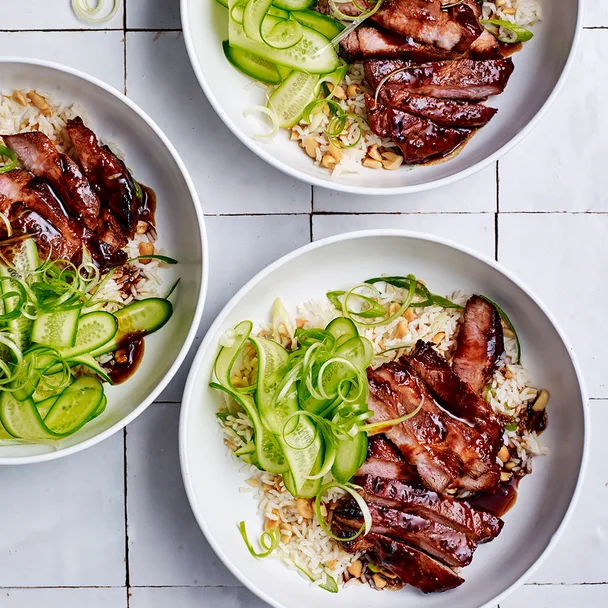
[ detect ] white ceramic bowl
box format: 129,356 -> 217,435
0,59 -> 208,465
182,0 -> 582,195
180,230 -> 588,608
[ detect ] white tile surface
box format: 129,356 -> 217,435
503,583 -> 608,607
127,403 -> 239,586
314,164 -> 497,214
0,433 -> 125,587
528,400 -> 608,584
159,213 -> 310,401
130,586 -> 267,607
0,0 -> 123,30
127,0 -> 181,29
585,0 -> 608,27
126,31 -> 311,215
0,32 -> 124,92
313,213 -> 495,258
499,213 -> 608,398
500,32 -> 608,212
0,588 -> 126,608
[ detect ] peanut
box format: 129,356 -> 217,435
373,574 -> 387,589
138,241 -> 155,263
532,389 -> 549,412
501,471 -> 513,483
136,220 -> 149,234
363,158 -> 382,169
347,83 -> 360,98
27,91 -> 50,115
396,319 -> 408,339
328,141 -> 342,162
11,90 -> 27,106
432,331 -> 446,345
304,136 -> 319,159
347,559 -> 363,578
322,154 -> 337,169
296,498 -> 313,519
497,445 -> 510,463
368,144 -> 383,162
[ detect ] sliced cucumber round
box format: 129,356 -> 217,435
223,41 -> 282,85
61,311 -> 118,359
332,431 -> 368,484
0,392 -> 59,440
268,71 -> 320,128
45,376 -> 104,435
31,308 -> 81,349
91,298 -> 173,357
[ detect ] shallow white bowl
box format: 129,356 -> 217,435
182,0 -> 582,195
0,58 -> 208,465
180,230 -> 588,608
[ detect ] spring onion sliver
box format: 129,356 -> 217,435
315,481 -> 372,541
479,19 -> 534,44
71,0 -> 120,24
0,146 -> 17,174
286,558 -> 339,593
238,521 -> 281,558
243,105 -> 280,141
127,254 -> 179,265
361,397 -> 424,435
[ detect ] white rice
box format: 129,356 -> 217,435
218,282 -> 546,590
0,89 -> 168,315
291,0 -> 543,175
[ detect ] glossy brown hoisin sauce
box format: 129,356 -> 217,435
105,336 -> 145,385
466,475 -> 521,518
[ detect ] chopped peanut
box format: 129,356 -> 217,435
296,498 -> 313,519
368,144 -> 383,162
505,461 -> 517,471
11,90 -> 27,106
265,518 -> 279,531
320,502 -> 328,518
500,471 -> 513,483
327,559 -> 338,569
332,84 -> 346,100
290,128 -> 300,141
27,91 -> 50,115
382,154 -> 404,171
497,445 -> 510,462
347,83 -> 360,98
322,154 -> 337,169
432,331 -> 445,345
373,574 -> 387,589
363,158 -> 383,169
245,478 -> 259,487
280,534 -> 291,545
532,389 -> 549,412
403,308 -> 416,322
328,141 -> 342,162
347,559 -> 363,578
388,302 -> 400,315
296,318 -> 306,329
396,319 -> 408,339
304,136 -> 319,159
136,220 -> 149,234
138,241 -> 155,263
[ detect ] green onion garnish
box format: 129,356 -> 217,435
71,0 -> 120,24
505,422 -> 518,432
314,481 -> 371,542
0,146 -> 17,174
479,19 -> 534,44
127,254 -> 179,265
238,521 -> 280,558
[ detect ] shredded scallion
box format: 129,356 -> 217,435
238,521 -> 280,558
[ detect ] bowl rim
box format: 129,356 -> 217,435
179,228 -> 590,608
180,0 -> 584,196
0,57 -> 209,465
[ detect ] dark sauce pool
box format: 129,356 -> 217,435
466,476 -> 521,518
105,337 -> 145,385
138,184 -> 157,226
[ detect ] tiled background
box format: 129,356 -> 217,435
0,1 -> 606,607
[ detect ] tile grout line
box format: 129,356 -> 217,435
495,160 -> 500,262
123,427 -> 132,607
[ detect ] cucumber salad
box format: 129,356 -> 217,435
0,238 -> 175,444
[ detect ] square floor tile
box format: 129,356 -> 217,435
127,0 -> 180,29
0,0 -> 123,29
503,584 -> 608,607
499,213 -> 608,397
0,433 -> 125,587
313,213 -> 495,258
0,32 -> 124,92
500,31 -> 608,212
585,0 -> 608,27
0,588 -> 126,608
130,587 -> 268,607
158,214 -> 310,401
314,164 -> 497,214
127,403 -> 238,586
126,32 -> 310,214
